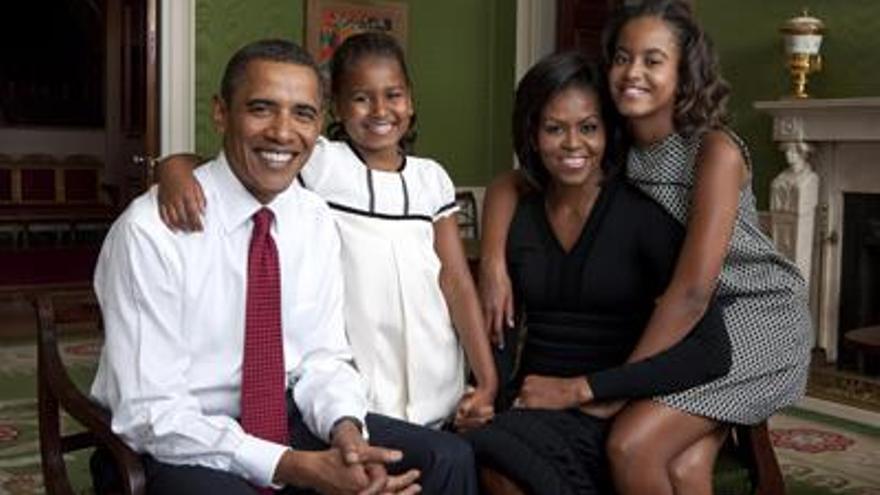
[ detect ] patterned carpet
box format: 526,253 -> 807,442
1,336 -> 878,495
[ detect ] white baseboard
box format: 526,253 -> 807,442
794,396 -> 880,427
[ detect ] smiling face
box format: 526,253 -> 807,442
536,85 -> 606,189
334,55 -> 414,165
213,59 -> 322,204
608,15 -> 681,133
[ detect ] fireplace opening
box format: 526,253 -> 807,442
837,193 -> 880,375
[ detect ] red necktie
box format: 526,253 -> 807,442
240,207 -> 289,450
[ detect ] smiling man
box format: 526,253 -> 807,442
89,39 -> 470,494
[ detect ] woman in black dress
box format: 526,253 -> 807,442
464,52 -> 731,494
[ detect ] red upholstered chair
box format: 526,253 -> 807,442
36,293 -> 145,495
20,168 -> 56,202
0,166 -> 11,202
0,154 -> 19,246
63,169 -> 100,203
62,154 -> 104,203
19,154 -> 58,203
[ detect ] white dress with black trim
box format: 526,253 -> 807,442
300,137 -> 465,428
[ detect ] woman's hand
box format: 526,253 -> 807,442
479,256 -> 514,348
453,386 -> 495,431
156,154 -> 205,231
515,375 -> 591,410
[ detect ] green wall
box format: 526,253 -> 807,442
193,1 -> 880,199
194,0 -> 516,186
697,0 -> 880,208
194,0 -> 303,157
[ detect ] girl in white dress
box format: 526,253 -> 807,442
156,33 -> 497,431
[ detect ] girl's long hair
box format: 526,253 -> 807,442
602,0 -> 731,136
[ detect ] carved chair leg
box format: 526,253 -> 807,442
38,370 -> 76,495
736,422 -> 785,495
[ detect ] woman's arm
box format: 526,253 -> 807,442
479,169 -> 534,344
155,154 -> 206,231
434,215 -> 498,427
626,130 -> 746,362
586,299 -> 731,401
518,300 -> 732,408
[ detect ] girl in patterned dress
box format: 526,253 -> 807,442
154,33 -> 498,433
480,1 -> 812,493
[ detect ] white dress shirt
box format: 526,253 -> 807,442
90,153 -> 368,487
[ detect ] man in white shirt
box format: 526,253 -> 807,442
90,39 -> 475,494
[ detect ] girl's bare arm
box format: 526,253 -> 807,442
478,170 -> 533,344
434,215 -> 498,425
626,130 -> 747,363
155,154 -> 205,231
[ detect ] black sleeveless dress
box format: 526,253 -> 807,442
465,176 -> 731,495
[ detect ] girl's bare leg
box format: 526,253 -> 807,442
606,400 -> 719,495
668,425 -> 728,495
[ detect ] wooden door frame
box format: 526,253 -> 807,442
103,0 -> 160,200
159,0 -> 195,156
556,0 -> 622,59
145,0 -> 159,160
515,0 -> 557,83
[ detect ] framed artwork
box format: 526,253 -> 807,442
305,0 -> 408,66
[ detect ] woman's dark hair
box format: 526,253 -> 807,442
513,51 -> 620,190
601,0 -> 730,136
326,31 -> 417,152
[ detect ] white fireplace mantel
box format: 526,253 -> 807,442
755,97 -> 880,361
755,97 -> 880,142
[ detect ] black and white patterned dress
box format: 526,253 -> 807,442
627,131 -> 813,425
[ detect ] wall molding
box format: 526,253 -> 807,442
160,0 -> 195,156
515,0 -> 555,83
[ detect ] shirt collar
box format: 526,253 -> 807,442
205,152 -> 298,235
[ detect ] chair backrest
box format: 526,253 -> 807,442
455,190 -> 479,240
35,293 -> 145,495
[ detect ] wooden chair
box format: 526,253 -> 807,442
715,422 -> 785,495
36,293 -> 145,495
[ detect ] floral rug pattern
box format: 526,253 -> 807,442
0,337 -> 877,495
0,339 -> 98,495
770,413 -> 880,494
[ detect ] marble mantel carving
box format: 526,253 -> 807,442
755,97 -> 880,361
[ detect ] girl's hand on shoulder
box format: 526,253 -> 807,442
453,386 -> 495,431
478,256 -> 514,348
157,154 -> 205,232
515,375 -> 591,410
